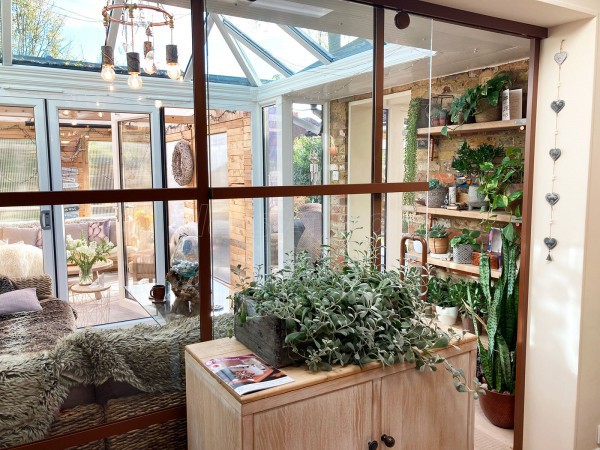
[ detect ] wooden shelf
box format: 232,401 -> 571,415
413,206 -> 514,223
406,252 -> 501,279
416,118 -> 527,137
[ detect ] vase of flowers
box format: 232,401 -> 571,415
66,234 -> 115,285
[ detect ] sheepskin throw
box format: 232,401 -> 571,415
0,244 -> 44,279
0,314 -> 233,448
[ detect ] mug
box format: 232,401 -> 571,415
150,284 -> 166,301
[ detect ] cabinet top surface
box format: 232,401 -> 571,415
186,334 -> 476,404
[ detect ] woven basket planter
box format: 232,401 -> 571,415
428,237 -> 449,254
452,244 -> 473,264
475,98 -> 502,122
48,403 -> 105,450
427,187 -> 448,208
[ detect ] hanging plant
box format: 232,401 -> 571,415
403,98 -> 420,226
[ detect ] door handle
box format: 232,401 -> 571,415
381,434 -> 396,447
368,440 -> 378,450
40,210 -> 51,230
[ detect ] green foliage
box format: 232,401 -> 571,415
428,178 -> 442,190
403,98 -> 420,212
453,280 -> 486,319
413,224 -> 427,237
12,0 -> 72,59
441,72 -> 511,136
478,147 -> 524,216
427,276 -> 453,308
478,223 -> 520,394
293,135 -> 323,203
451,142 -> 504,181
429,223 -> 449,238
450,229 -> 480,248
234,233 -> 481,396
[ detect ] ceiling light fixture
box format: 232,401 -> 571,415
101,1 -> 178,89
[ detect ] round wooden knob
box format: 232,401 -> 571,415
368,440 -> 379,450
381,434 -> 396,447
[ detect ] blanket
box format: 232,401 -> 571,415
0,313 -> 233,448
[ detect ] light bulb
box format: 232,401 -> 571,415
167,63 -> 181,80
143,51 -> 157,75
127,73 -> 143,90
101,65 -> 115,82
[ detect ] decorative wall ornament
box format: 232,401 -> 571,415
172,140 -> 194,186
545,40 -> 567,262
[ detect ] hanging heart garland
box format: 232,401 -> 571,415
546,40 -> 567,262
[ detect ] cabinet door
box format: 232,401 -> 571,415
380,352 -> 474,450
253,381 -> 373,450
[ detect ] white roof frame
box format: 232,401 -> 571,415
184,14 -> 215,82
105,0 -> 124,48
279,25 -> 333,65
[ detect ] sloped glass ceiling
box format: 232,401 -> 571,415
3,0 -> 529,92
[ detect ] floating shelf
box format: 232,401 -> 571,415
416,119 -> 527,137
406,252 -> 501,279
413,206 -> 514,223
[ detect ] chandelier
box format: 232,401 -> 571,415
100,1 -> 181,89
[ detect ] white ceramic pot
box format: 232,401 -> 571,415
435,305 -> 459,326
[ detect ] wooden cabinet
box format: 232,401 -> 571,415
186,336 -> 477,450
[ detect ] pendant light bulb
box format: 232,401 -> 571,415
143,50 -> 157,75
127,73 -> 143,90
166,63 -> 181,80
101,65 -> 116,82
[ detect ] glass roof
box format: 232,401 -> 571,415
3,0 -> 429,89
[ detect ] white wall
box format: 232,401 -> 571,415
524,16 -> 599,450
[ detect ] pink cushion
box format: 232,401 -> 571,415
0,288 -> 42,315
88,220 -> 110,243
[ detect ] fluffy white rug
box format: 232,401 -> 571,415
0,244 -> 44,279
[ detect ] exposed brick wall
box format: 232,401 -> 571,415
327,59 -> 529,250
207,111 -> 254,285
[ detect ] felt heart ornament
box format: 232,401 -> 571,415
551,100 -> 565,113
549,148 -> 561,161
554,52 -> 568,66
544,237 -> 557,250
545,193 -> 560,206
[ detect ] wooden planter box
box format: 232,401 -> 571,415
233,296 -> 300,368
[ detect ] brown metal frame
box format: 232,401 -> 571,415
0,0 -> 544,448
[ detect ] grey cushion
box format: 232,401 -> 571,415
65,222 -> 89,241
2,227 -> 39,246
0,288 -> 42,314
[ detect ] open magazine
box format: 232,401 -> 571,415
204,354 -> 294,396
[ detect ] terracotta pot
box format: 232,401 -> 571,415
428,237 -> 449,254
472,252 -> 500,269
479,385 -> 515,429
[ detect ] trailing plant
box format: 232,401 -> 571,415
402,98 -> 420,215
477,223 -> 520,394
234,232 -> 482,397
442,72 -> 511,136
429,223 -> 449,238
478,147 -> 524,217
451,142 -> 503,182
450,229 -> 480,249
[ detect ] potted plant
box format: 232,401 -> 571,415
451,142 -> 503,211
428,223 -> 450,254
233,234 -> 481,397
478,146 -> 525,218
442,72 -> 511,135
428,276 -> 458,326
66,234 -> 115,285
450,229 -> 480,264
427,178 -> 448,208
476,223 -> 520,429
412,223 -> 427,254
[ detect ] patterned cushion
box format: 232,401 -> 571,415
88,220 -> 110,243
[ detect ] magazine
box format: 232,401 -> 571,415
204,354 -> 294,396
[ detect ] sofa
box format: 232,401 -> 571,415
0,274 -> 232,449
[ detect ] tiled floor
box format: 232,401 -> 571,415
474,401 -> 514,449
